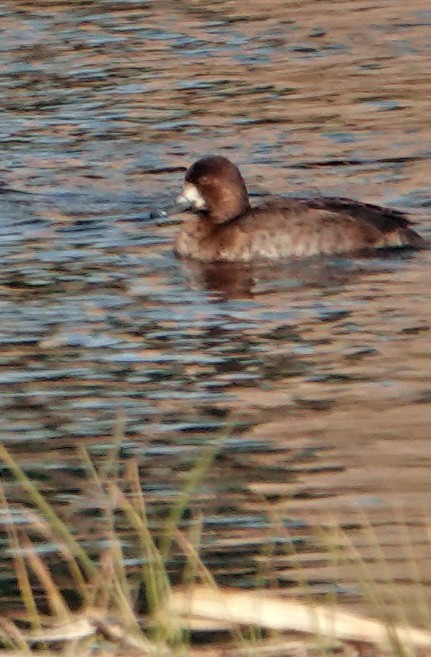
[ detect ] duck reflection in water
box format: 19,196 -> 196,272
178,250 -> 417,299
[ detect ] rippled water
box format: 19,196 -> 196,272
1,0 -> 431,623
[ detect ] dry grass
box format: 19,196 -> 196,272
0,442 -> 431,657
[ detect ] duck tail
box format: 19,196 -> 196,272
404,227 -> 428,249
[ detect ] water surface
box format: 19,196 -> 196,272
1,0 -> 431,624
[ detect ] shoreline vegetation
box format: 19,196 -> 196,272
1,442 -> 431,657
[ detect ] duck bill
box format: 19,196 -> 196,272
149,195 -> 192,221
170,193 -> 193,214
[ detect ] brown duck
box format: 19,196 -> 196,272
174,155 -> 427,262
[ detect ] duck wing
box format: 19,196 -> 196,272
243,196 -> 427,255
301,196 -> 411,232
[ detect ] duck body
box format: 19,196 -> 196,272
174,156 -> 427,262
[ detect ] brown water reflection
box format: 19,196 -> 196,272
1,0 -> 431,625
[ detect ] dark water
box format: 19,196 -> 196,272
1,0 -> 431,622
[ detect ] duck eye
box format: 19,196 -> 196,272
199,175 -> 209,185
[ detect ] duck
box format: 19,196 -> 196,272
173,155 -> 427,262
